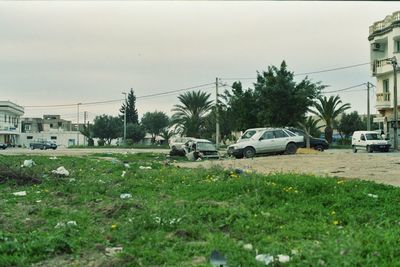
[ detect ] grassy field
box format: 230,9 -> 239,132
1,153 -> 400,266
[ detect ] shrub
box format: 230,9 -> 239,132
97,139 -> 105,146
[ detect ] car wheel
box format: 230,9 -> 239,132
366,145 -> 373,153
285,143 -> 297,155
314,145 -> 324,152
243,147 -> 256,158
352,145 -> 357,153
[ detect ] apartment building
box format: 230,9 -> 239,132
369,10 -> 400,146
0,101 -> 24,146
20,115 -> 85,148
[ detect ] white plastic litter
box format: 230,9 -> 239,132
277,255 -> 290,263
69,178 -> 76,182
255,254 -> 274,265
12,191 -> 27,196
120,193 -> 132,199
55,222 -> 65,228
367,193 -> 378,198
121,171 -> 126,177
139,166 -> 152,170
243,244 -> 253,251
105,246 -> 123,256
52,166 -> 70,176
67,221 -> 77,226
124,163 -> 130,168
21,160 -> 35,168
49,156 -> 58,160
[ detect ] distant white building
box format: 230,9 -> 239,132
369,10 -> 400,145
0,101 -> 24,146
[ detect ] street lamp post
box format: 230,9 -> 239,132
77,103 -> 82,146
385,57 -> 398,151
122,92 -> 127,145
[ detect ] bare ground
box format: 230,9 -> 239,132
176,149 -> 400,186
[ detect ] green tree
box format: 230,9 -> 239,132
254,61 -> 324,127
310,95 -> 351,143
141,111 -> 169,143
337,111 -> 364,138
222,81 -> 258,131
171,91 -> 213,137
126,123 -> 146,143
92,115 -> 122,145
298,117 -> 323,148
80,124 -> 94,146
120,89 -> 139,124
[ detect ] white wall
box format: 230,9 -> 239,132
20,132 -> 86,148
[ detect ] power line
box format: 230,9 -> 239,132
321,83 -> 366,94
220,62 -> 371,81
23,82 -> 215,108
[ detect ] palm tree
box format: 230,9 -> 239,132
171,91 -> 213,138
310,95 -> 351,143
298,117 -> 324,148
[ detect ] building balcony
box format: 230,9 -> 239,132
372,59 -> 393,76
369,11 -> 400,35
376,92 -> 391,109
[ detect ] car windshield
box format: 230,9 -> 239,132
197,142 -> 216,151
241,130 -> 257,139
365,133 -> 382,140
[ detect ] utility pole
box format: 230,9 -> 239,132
391,56 -> 398,151
215,77 -> 220,149
122,92 -> 127,145
83,111 -> 87,146
367,82 -> 371,131
77,103 -> 81,146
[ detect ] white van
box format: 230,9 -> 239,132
351,131 -> 390,153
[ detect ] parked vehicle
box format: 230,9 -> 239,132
169,136 -> 195,156
285,127 -> 329,151
183,139 -> 219,160
229,128 -> 304,158
0,143 -> 7,150
29,140 -> 58,150
227,128 -> 267,156
352,131 -> 390,153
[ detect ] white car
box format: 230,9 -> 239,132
352,131 -> 390,153
227,128 -> 267,156
229,128 -> 304,158
169,136 -> 195,151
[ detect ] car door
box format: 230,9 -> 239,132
272,130 -> 290,151
256,130 -> 276,153
358,133 -> 367,148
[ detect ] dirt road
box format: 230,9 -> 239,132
176,149 -> 400,186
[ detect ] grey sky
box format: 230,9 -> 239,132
0,1 -> 398,123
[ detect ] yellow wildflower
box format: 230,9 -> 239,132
111,224 -> 118,229
333,220 -> 340,225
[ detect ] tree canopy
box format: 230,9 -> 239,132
171,91 -> 213,137
92,115 -> 122,144
337,111 -> 364,138
141,111 -> 169,141
120,89 -> 139,124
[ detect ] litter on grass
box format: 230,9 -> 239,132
105,246 -> 123,256
243,243 -> 253,251
124,163 -> 130,168
120,193 -> 132,199
139,166 -> 152,170
55,221 -> 77,228
12,191 -> 27,196
121,171 -> 126,177
210,250 -> 227,267
51,166 -> 70,176
67,221 -> 77,226
255,254 -> 290,265
21,160 -> 35,168
367,193 -> 378,198
49,156 -> 58,160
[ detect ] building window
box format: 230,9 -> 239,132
27,136 -> 33,140
50,123 -> 54,128
395,40 -> 400,53
58,122 -> 62,127
51,136 -> 57,140
383,79 -> 390,93
25,125 -> 31,131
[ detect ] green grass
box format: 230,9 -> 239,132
1,153 -> 400,266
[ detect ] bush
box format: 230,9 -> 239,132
337,138 -> 351,145
97,139 -> 105,146
125,139 -> 134,146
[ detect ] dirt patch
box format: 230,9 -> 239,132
175,150 -> 400,186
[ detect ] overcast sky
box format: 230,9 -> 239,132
0,1 -> 399,123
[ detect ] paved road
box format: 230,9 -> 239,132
0,147 -> 170,156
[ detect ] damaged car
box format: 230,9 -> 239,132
183,139 -> 220,160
